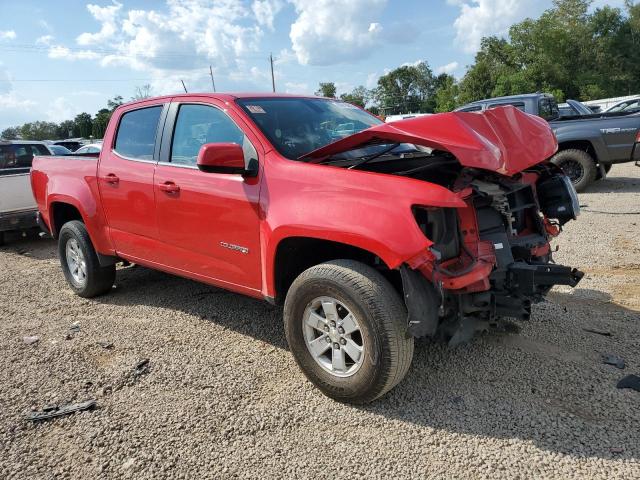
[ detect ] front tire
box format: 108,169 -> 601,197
284,260 -> 414,404
58,220 -> 115,298
550,149 -> 597,192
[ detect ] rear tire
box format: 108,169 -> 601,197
550,149 -> 597,192
58,220 -> 115,298
0,231 -> 5,247
284,260 -> 413,404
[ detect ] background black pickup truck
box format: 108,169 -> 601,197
455,93 -> 640,191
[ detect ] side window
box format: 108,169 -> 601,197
489,102 -> 526,112
538,98 -> 559,120
114,106 -> 162,160
32,144 -> 52,156
170,104 -> 254,167
459,105 -> 482,112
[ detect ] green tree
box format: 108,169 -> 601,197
107,95 -> 124,112
373,61 -> 436,115
19,121 -> 59,140
1,127 -> 20,139
73,113 -> 93,138
433,74 -> 459,112
340,86 -> 370,107
56,120 -> 75,139
315,82 -> 337,98
92,108 -> 112,139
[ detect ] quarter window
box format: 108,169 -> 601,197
114,106 -> 162,160
170,104 -> 252,167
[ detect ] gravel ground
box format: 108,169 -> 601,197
1,163 -> 639,479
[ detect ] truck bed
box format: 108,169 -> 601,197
31,155 -> 99,232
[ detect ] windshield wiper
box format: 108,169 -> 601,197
347,143 -> 400,170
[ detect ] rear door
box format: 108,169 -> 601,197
97,101 -> 168,260
152,99 -> 263,290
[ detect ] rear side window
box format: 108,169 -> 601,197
114,106 -> 162,160
458,105 -> 482,112
0,144 -> 51,174
489,102 -> 526,111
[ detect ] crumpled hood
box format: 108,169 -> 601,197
301,106 -> 558,176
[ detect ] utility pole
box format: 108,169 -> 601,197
180,80 -> 188,93
269,53 -> 276,92
209,65 -> 216,92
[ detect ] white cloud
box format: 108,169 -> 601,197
284,81 -> 309,93
365,72 -> 378,89
0,92 -> 35,109
252,0 -> 284,30
0,30 -> 16,40
436,61 -> 459,75
47,97 -> 80,123
289,0 -> 387,65
68,0 -> 263,76
48,45 -> 100,60
448,0 -> 545,53
36,35 -> 54,46
76,1 -> 123,45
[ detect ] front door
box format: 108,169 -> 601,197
97,103 -> 166,260
153,101 -> 263,291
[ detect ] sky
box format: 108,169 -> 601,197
0,0 -> 627,132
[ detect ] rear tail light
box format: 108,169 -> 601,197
635,129 -> 640,143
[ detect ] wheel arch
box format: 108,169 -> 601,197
269,235 -> 404,305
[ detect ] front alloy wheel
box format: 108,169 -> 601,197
284,259 -> 414,404
303,296 -> 365,377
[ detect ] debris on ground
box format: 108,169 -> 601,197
133,358 -> 150,377
96,341 -> 114,349
616,374 -> 640,392
602,354 -> 625,369
23,336 -> 39,345
69,321 -> 81,333
25,399 -> 97,422
582,327 -> 612,337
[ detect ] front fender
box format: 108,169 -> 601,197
260,155 -> 465,297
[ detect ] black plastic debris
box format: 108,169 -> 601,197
616,375 -> 640,392
582,327 -> 612,337
133,358 -> 150,377
602,354 -> 625,369
26,399 -> 96,422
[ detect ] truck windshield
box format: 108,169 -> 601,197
236,97 -> 383,159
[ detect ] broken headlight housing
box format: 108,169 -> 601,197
536,174 -> 580,226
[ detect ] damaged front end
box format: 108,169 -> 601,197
403,164 -> 583,345
303,106 -> 584,344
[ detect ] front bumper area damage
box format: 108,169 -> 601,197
403,166 -> 584,345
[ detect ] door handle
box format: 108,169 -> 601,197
158,181 -> 180,194
103,173 -> 119,185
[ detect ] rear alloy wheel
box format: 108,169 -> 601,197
284,259 -> 414,404
59,220 -> 115,298
550,149 -> 597,192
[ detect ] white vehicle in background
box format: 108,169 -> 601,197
73,143 -> 102,155
385,113 -> 432,123
0,140 -> 53,245
604,97 -> 640,114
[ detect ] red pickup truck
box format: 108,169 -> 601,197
31,94 -> 583,403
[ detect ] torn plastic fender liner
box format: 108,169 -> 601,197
400,265 -> 441,338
